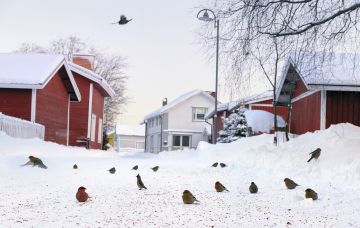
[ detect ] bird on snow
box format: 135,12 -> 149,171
108,167 -> 116,174
249,182 -> 258,193
211,162 -> 218,167
220,162 -> 227,168
182,190 -> 200,204
305,188 -> 318,200
284,178 -> 299,189
112,15 -> 132,25
215,181 -> 229,192
151,166 -> 159,172
307,148 -> 321,162
76,186 -> 89,202
136,174 -> 147,190
21,155 -> 47,169
132,165 -> 138,170
73,164 -> 78,169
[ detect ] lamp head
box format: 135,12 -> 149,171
198,10 -> 214,22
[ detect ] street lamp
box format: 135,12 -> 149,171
197,9 -> 219,144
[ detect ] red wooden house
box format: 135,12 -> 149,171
205,90 -> 288,133
0,53 -> 81,145
276,53 -> 360,134
68,55 -> 115,149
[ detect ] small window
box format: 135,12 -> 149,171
90,114 -> 96,142
192,107 -> 208,121
98,118 -> 103,143
173,136 -> 181,146
182,136 -> 190,147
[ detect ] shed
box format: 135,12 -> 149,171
277,52 -> 360,134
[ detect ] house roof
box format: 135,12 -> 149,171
68,62 -> 115,97
277,52 -> 360,105
205,90 -> 273,119
0,53 -> 81,101
143,90 -> 215,121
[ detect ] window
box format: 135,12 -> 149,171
90,114 -> 96,142
192,107 -> 208,121
172,135 -> 191,150
98,118 -> 103,143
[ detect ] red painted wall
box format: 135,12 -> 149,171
36,68 -> 69,145
89,86 -> 104,149
326,91 -> 360,128
0,89 -> 32,121
69,73 -> 105,150
250,99 -> 289,121
69,74 -> 90,147
290,91 -> 321,134
292,79 -> 308,98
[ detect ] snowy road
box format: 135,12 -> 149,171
1,124 -> 360,227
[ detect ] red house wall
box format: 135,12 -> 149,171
250,99 -> 289,121
89,86 -> 104,149
290,91 -> 321,134
326,91 -> 360,128
69,74 -> 90,147
69,73 -> 105,150
36,68 -> 69,145
292,79 -> 308,98
0,89 -> 32,121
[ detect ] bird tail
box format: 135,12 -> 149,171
111,22 -> 117,24
307,157 -> 313,162
144,186 -> 147,190
225,188 -> 230,192
38,163 -> 47,169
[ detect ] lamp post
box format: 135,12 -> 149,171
197,9 -> 219,144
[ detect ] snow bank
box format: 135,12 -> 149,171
244,109 -> 286,133
0,123 -> 359,227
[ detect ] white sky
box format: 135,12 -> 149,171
0,0 -> 230,125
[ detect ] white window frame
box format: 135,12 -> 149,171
172,135 -> 192,150
90,113 -> 96,142
98,118 -> 103,143
192,107 -> 208,121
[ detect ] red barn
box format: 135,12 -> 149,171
277,53 -> 360,135
0,53 -> 81,145
68,55 -> 115,149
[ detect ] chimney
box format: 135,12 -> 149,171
72,53 -> 95,70
162,98 -> 168,106
205,91 -> 216,98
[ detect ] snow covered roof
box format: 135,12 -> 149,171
68,62 -> 115,97
277,52 -> 360,103
116,124 -> 145,136
205,90 -> 273,119
143,90 -> 215,121
0,53 -> 81,101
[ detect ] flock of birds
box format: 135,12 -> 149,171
21,147 -> 321,204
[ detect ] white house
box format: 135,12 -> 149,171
115,124 -> 145,152
143,90 -> 215,153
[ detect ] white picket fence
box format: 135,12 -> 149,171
0,113 -> 45,139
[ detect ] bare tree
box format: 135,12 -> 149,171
17,36 -> 128,127
198,0 -> 360,144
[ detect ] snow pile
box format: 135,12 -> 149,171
244,109 -> 286,133
0,123 -> 360,227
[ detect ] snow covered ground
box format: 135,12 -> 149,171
1,123 -> 360,227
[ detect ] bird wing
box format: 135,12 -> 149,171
20,161 -> 33,166
38,163 -> 47,169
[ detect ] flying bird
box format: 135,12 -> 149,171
151,166 -> 159,172
305,188 -> 318,200
108,167 -> 116,174
182,190 -> 200,204
249,182 -> 258,194
136,174 -> 147,190
284,178 -> 299,189
21,155 -> 47,169
112,15 -> 132,25
215,181 -> 229,192
132,165 -> 138,170
307,148 -> 321,162
76,186 -> 89,202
